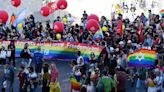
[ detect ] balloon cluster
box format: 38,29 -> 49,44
44,0 -> 67,37
86,14 -> 109,33
40,0 -> 68,17
0,0 -> 21,23
52,21 -> 64,39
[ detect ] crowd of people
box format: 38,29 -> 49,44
0,9 -> 164,92
0,41 -> 60,92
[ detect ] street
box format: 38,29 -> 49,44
0,59 -> 146,92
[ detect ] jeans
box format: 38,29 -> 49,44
6,80 -> 14,92
9,56 -> 15,67
157,90 -> 161,92
140,80 -> 147,92
0,58 -> 6,64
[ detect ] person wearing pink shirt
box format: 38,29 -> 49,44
49,63 -> 61,92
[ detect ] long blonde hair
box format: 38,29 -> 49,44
50,63 -> 58,72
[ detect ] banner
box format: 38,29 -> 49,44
0,41 -> 103,61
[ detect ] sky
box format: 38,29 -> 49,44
66,0 -> 115,18
64,0 -> 164,21
0,0 -> 164,23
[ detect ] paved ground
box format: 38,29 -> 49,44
0,59 -> 72,92
0,59 -> 147,92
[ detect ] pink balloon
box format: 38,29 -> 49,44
40,6 -> 51,17
53,21 -> 64,33
86,19 -> 99,33
57,0 -> 68,10
0,10 -> 9,23
11,0 -> 21,7
87,14 -> 99,22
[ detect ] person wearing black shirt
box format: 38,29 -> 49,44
89,52 -> 97,64
8,40 -> 16,68
20,43 -> 31,67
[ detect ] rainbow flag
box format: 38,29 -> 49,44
70,75 -> 81,90
160,10 -> 164,17
93,29 -> 104,40
14,9 -> 27,27
0,41 -> 103,62
127,49 -> 156,67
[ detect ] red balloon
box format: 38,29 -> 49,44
53,21 -> 64,33
40,6 -> 51,17
87,14 -> 99,22
0,10 -> 9,24
11,0 -> 21,7
86,19 -> 99,33
47,2 -> 58,13
57,0 -> 68,10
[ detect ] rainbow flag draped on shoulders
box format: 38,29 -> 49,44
127,49 -> 157,67
70,75 -> 81,91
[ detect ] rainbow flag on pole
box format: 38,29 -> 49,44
14,9 -> 27,27
160,9 -> 164,17
70,75 -> 81,91
127,49 -> 156,67
93,29 -> 104,40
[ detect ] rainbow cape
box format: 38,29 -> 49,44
70,75 -> 81,90
127,49 -> 156,67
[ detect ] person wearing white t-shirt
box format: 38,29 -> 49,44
154,69 -> 163,92
0,46 -> 7,64
77,51 -> 84,66
77,57 -> 84,67
27,67 -> 37,91
67,14 -> 74,25
77,51 -> 86,74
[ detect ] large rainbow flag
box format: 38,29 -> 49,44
127,49 -> 156,67
0,41 -> 103,61
70,75 -> 81,90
